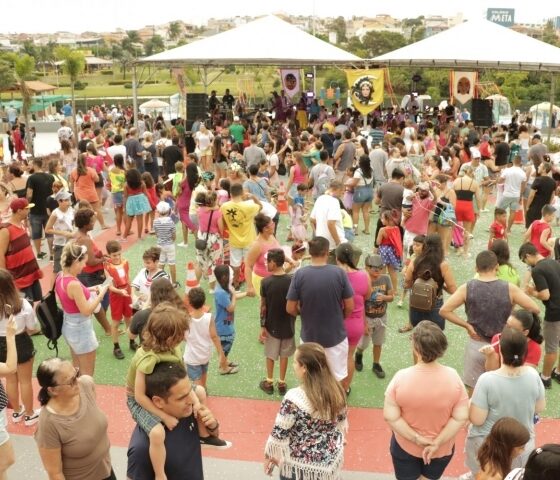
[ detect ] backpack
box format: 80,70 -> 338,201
35,276 -> 64,356
314,165 -> 331,197
409,270 -> 439,312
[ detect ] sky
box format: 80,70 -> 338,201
1,0 -> 557,34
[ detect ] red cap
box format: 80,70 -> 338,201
10,198 -> 34,213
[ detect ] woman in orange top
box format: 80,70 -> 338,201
70,154 -> 108,229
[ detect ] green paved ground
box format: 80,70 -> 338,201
32,209 -> 560,417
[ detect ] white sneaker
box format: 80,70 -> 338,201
177,242 -> 188,248
24,409 -> 41,427
11,406 -> 25,423
458,473 -> 473,480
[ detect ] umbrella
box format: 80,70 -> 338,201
139,99 -> 170,109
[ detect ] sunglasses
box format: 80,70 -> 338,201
55,367 -> 80,387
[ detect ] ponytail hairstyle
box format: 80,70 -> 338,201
510,309 -> 543,345
214,265 -> 231,295
335,243 -> 358,271
36,358 -> 65,406
60,242 -> 88,269
500,327 -> 528,367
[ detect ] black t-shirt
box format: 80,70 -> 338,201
130,308 -> 151,342
532,258 -> 560,322
494,142 -> 510,166
260,274 -> 295,339
162,145 -> 183,176
26,172 -> 54,215
127,415 -> 203,480
46,196 -> 58,215
528,176 -> 556,218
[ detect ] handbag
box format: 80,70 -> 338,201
35,274 -> 64,356
195,209 -> 215,251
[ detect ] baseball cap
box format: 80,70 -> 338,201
365,254 -> 384,268
418,181 -> 430,191
10,198 -> 34,213
156,201 -> 170,214
233,115 -> 240,121
55,190 -> 72,202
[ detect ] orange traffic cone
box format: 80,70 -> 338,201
185,262 -> 199,294
277,181 -> 289,214
514,209 -> 525,225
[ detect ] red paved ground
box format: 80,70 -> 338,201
21,222 -> 560,476
8,383 -> 560,475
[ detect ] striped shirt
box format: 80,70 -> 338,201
153,217 -> 176,246
0,222 -> 41,289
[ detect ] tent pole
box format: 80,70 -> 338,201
547,73 -> 555,143
203,66 -> 208,94
313,66 -> 316,96
132,64 -> 139,129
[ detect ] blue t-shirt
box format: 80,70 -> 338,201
286,264 -> 354,348
214,285 -> 234,336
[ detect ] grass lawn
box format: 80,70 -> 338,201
30,204 -> 560,418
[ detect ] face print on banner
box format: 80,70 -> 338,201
346,69 -> 384,115
280,69 -> 301,99
450,71 -> 477,105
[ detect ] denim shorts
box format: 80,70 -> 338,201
186,362 -> 209,381
409,297 -> 444,330
61,312 -> 99,355
112,191 -> 124,207
390,434 -> 454,480
220,334 -> 235,356
29,213 -> 49,240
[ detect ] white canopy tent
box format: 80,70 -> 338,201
371,18 -> 560,139
371,18 -> 560,72
133,15 -> 362,125
138,15 -> 362,67
530,102 -> 560,129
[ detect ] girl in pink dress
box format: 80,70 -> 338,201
335,243 -> 372,395
176,161 -> 199,246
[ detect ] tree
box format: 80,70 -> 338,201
14,54 -> 35,153
119,51 -> 134,79
167,21 -> 182,41
37,42 -> 56,75
60,51 -> 85,139
329,16 -> 347,43
20,41 -> 37,60
144,35 -> 165,56
0,60 -> 15,92
543,20 -> 559,47
345,36 -> 368,59
126,30 -> 141,44
361,31 -> 407,58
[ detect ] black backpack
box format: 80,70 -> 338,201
35,276 -> 64,355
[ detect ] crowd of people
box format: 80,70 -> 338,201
0,91 -> 560,480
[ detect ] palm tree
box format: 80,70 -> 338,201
14,54 -> 35,154
167,21 -> 182,42
61,51 -> 85,138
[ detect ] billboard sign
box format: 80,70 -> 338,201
487,8 -> 515,27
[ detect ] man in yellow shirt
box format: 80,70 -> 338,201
220,183 -> 262,288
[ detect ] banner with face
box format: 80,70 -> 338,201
346,69 -> 384,115
450,71 -> 477,104
280,69 -> 301,99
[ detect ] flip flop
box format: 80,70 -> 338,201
219,365 -> 239,375
398,325 -> 413,333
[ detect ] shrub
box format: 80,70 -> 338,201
100,70 -> 114,75
74,81 -> 87,90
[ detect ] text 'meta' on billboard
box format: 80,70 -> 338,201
487,8 -> 515,27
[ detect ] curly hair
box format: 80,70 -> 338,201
142,302 -> 190,353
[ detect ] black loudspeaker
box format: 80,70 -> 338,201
471,99 -> 493,127
186,93 -> 208,122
